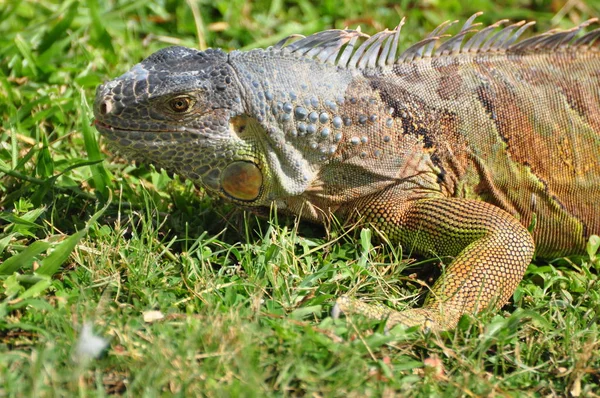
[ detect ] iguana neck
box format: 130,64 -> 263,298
229,49 -> 355,198
229,49 -> 444,218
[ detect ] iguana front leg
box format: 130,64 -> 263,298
334,197 -> 535,331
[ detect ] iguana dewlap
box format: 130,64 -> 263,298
93,14 -> 600,330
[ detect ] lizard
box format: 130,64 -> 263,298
93,13 -> 600,331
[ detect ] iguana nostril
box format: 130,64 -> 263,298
100,101 -> 111,115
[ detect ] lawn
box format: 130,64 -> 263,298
1,0 -> 599,396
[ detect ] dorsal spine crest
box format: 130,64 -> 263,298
270,13 -> 600,71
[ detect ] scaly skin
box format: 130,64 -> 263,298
93,15 -> 600,330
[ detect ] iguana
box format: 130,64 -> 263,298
93,14 -> 600,330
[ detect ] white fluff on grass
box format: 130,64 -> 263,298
75,322 -> 109,362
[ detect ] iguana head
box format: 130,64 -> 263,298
94,46 -> 270,203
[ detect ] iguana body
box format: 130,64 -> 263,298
93,14 -> 600,330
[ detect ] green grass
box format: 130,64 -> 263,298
1,0 -> 600,396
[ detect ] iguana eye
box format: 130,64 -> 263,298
168,96 -> 194,113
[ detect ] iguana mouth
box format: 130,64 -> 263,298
93,119 -> 175,134
93,119 -> 124,132
93,120 -> 202,148
92,119 -> 144,137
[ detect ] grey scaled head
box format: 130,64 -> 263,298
94,46 -> 242,135
93,46 -> 255,198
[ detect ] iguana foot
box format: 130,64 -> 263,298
333,295 -> 461,331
